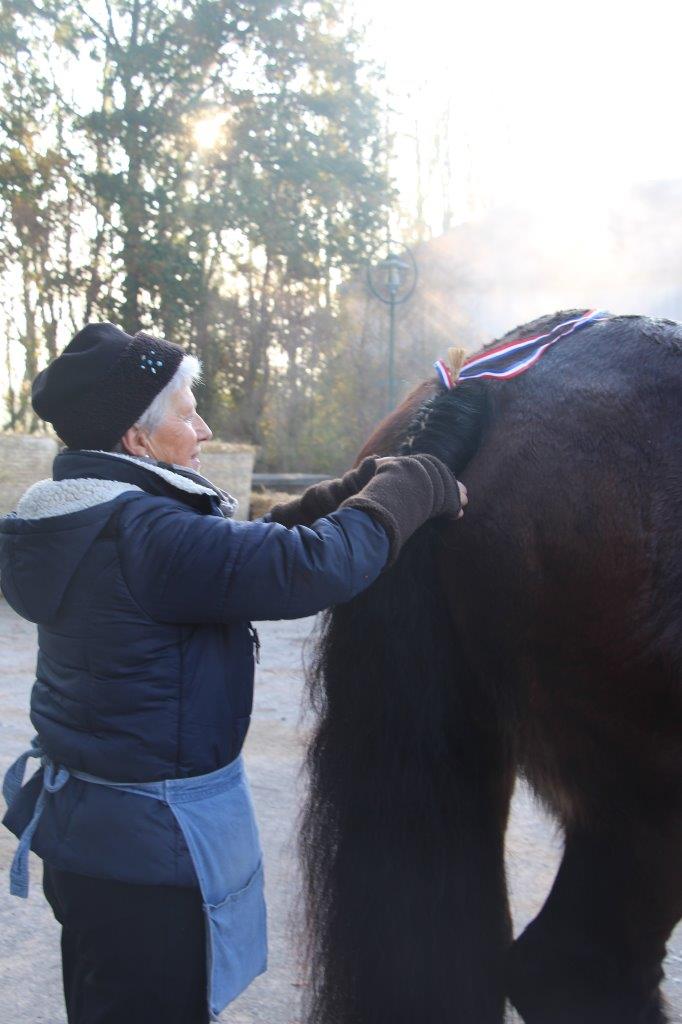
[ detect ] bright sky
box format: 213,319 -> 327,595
359,0 -> 682,227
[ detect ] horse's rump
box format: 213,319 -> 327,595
302,312 -> 682,1024
441,316 -> 682,820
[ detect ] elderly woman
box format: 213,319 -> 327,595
0,323 -> 465,1024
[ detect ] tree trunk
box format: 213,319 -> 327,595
236,252 -> 273,442
20,261 -> 39,430
120,0 -> 144,334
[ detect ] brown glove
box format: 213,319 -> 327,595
340,453 -> 464,565
267,456 -> 378,528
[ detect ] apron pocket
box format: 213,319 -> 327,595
205,860 -> 267,1017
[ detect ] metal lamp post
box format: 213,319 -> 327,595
367,245 -> 418,413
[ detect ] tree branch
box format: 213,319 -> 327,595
69,0 -> 114,47
103,0 -> 121,49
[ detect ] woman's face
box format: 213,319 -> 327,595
143,385 -> 212,470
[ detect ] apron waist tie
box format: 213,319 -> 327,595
3,742 -> 69,898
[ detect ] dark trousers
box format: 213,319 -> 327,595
43,864 -> 209,1024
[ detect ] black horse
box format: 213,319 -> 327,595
300,311 -> 682,1024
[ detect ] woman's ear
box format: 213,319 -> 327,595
120,424 -> 151,458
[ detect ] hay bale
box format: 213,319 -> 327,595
248,490 -> 294,521
0,434 -> 58,516
197,442 -> 256,521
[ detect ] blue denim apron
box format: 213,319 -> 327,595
3,741 -> 268,1020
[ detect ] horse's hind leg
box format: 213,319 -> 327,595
507,815 -> 682,1023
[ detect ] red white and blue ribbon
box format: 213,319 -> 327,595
434,309 -> 609,390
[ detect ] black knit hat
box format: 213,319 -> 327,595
31,323 -> 185,450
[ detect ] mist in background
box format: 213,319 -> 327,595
334,0 -> 682,431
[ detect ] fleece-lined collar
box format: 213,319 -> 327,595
16,478 -> 142,521
79,451 -> 229,499
56,449 -> 237,517
13,449 -> 238,523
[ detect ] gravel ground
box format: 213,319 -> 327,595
0,602 -> 679,1023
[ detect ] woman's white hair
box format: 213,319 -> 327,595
112,354 -> 202,450
136,353 -> 203,435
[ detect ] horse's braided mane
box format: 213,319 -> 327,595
399,381 -> 489,474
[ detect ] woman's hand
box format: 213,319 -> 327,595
342,453 -> 468,564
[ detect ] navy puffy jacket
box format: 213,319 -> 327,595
0,450 -> 389,885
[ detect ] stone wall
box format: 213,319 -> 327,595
0,435 -> 256,520
0,434 -> 58,516
195,442 -> 256,521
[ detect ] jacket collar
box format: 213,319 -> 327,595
53,450 -> 238,518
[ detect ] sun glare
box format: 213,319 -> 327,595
192,114 -> 225,151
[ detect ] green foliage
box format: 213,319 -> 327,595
0,0 -> 393,460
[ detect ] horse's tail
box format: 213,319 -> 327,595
301,381 -> 513,1024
